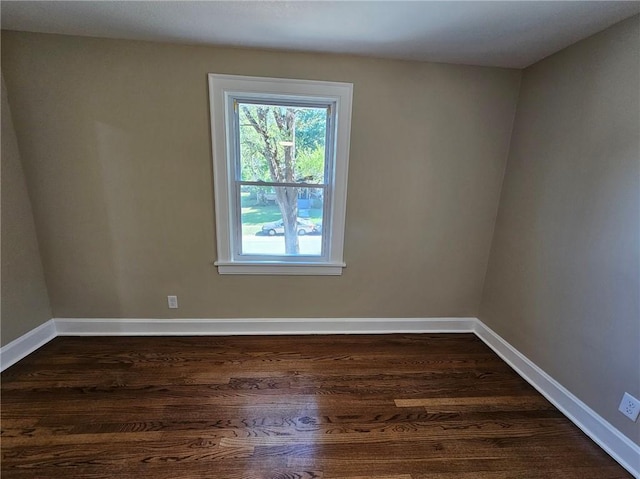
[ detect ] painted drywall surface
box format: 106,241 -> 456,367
1,75 -> 52,346
1,31 -> 520,319
480,16 -> 640,443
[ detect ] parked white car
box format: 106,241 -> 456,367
261,218 -> 319,236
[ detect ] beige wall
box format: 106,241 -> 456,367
480,16 -> 640,443
1,31 -> 520,319
1,75 -> 52,346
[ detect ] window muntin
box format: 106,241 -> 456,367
208,74 -> 352,275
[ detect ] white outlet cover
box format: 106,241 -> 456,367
167,295 -> 178,309
618,392 -> 640,422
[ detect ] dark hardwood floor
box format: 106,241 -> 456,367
1,334 -> 631,478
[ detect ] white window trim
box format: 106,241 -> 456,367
208,74 -> 353,275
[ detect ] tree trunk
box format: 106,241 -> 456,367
277,186 -> 299,254
278,141 -> 299,254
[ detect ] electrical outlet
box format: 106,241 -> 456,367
618,392 -> 640,422
167,295 -> 178,309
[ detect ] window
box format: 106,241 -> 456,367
208,74 -> 353,275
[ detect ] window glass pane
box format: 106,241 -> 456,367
238,103 -> 327,184
240,185 -> 324,256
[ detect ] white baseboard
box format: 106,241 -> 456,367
474,320 -> 640,478
53,317 -> 476,336
0,319 -> 57,371
2,316 -> 637,476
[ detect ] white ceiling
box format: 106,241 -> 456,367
1,1 -> 639,69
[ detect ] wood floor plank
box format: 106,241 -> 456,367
1,334 -> 631,478
327,475 -> 412,479
394,396 -> 553,412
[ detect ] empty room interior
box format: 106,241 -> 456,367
1,1 -> 639,478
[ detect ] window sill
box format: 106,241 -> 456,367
214,261 -> 346,276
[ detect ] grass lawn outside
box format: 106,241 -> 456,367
241,193 -> 322,235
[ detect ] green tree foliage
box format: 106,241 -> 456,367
296,147 -> 325,184
240,104 -> 326,182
